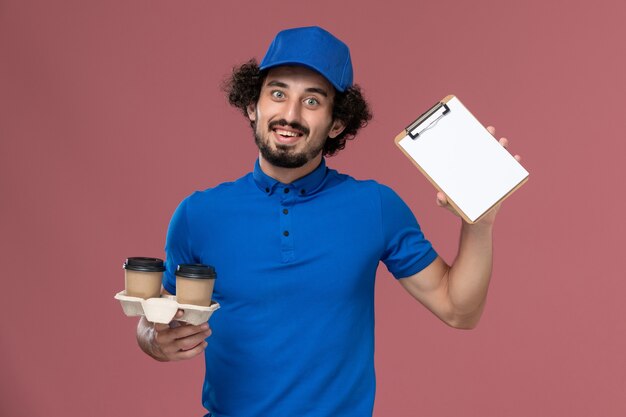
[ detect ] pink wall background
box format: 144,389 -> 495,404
1,0 -> 624,416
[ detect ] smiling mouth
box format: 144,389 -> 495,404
270,127 -> 306,145
273,128 -> 303,138
268,120 -> 309,142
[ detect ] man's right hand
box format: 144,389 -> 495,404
137,309 -> 212,362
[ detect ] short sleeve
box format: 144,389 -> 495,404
378,184 -> 438,279
163,196 -> 197,294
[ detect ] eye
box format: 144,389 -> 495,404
304,97 -> 319,106
271,90 -> 285,99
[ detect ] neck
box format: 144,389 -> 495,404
258,153 -> 323,184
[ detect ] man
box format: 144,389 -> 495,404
136,26 -> 521,417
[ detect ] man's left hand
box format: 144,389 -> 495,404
435,126 -> 522,227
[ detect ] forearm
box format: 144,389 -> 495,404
136,316 -> 168,362
446,221 -> 494,326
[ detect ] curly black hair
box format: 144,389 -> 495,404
222,59 -> 372,156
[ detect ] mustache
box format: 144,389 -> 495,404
268,119 -> 310,136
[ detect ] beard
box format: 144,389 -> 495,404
253,119 -> 327,169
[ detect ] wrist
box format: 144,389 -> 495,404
148,329 -> 169,362
137,318 -> 169,362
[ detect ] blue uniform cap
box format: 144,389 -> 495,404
259,26 -> 354,92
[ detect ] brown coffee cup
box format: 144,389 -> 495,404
175,264 -> 216,307
123,257 -> 165,299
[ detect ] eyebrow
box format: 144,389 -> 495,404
305,87 -> 328,97
266,80 -> 329,97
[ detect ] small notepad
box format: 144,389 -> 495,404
394,95 -> 529,223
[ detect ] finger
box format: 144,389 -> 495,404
169,322 -> 210,339
499,137 -> 509,148
436,193 -> 460,216
486,126 -> 496,136
160,327 -> 212,356
173,341 -> 208,361
154,322 -> 170,332
168,310 -> 187,329
174,329 -> 213,352
156,322 -> 210,345
514,154 -> 522,162
154,310 -> 185,332
436,191 -> 447,206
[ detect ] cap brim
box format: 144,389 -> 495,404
259,60 -> 346,92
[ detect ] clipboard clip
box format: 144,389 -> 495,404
406,101 -> 450,139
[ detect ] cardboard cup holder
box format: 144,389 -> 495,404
114,290 -> 220,325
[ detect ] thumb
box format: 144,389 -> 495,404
153,310 -> 185,332
153,322 -> 169,332
436,192 -> 447,206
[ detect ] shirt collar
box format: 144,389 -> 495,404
252,158 -> 328,196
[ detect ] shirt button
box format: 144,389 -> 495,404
284,188 -> 290,194
283,208 -> 289,215
300,189 -> 305,195
283,230 -> 289,236
265,187 -> 269,193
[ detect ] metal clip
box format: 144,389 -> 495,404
406,102 -> 450,139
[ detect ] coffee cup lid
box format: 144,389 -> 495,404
123,257 -> 166,272
175,264 -> 216,279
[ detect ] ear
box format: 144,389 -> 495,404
328,119 -> 346,139
246,103 -> 256,122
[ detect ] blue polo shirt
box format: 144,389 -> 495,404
163,158 -> 437,417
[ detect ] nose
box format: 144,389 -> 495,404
283,98 -> 303,124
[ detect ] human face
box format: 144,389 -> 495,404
247,66 -> 345,169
